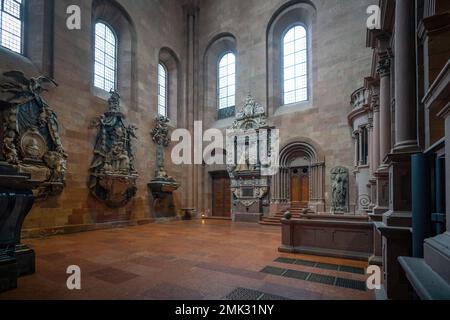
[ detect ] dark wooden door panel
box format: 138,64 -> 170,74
291,167 -> 310,204
212,173 -> 231,217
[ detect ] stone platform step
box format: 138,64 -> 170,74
260,204 -> 311,226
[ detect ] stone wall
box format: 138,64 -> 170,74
0,0 -> 374,236
0,0 -> 188,236
197,0 -> 373,212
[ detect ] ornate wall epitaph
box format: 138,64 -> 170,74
89,90 -> 138,208
148,116 -> 179,218
0,70 -> 67,291
227,95 -> 273,221
0,71 -> 67,198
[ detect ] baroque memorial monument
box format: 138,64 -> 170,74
88,90 -> 138,208
0,71 -> 66,291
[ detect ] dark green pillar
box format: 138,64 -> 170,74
411,153 -> 432,258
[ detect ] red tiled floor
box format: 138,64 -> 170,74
0,220 -> 375,300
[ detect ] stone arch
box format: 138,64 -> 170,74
271,140 -> 325,213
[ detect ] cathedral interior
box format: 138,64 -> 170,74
0,0 -> 450,302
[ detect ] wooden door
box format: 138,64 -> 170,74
290,167 -> 310,204
212,173 -> 231,217
300,173 -> 310,204
291,175 -> 301,202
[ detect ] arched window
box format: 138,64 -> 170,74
158,63 -> 168,117
94,22 -> 117,92
218,52 -> 236,111
0,0 -> 24,54
282,25 -> 308,104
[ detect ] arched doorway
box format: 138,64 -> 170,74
270,141 -> 325,213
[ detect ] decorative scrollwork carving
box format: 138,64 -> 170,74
358,194 -> 371,210
0,71 -> 67,198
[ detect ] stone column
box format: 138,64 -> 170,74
394,0 -> 418,151
353,132 -> 359,167
358,128 -> 364,166
376,1 -> 419,300
368,115 -> 374,175
371,91 -> 380,213
373,55 -> 391,214
377,53 -> 392,166
372,93 -> 381,170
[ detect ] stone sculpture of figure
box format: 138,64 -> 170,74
25,138 -> 41,159
88,90 -> 138,207
151,115 -> 170,147
109,141 -> 130,173
3,131 -> 18,163
44,151 -> 67,182
331,166 -> 349,212
107,90 -> 122,113
236,148 -> 256,172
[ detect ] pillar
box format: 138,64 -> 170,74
376,0 -> 419,300
373,56 -> 391,214
411,154 -> 432,258
377,53 -> 391,166
372,93 -> 381,170
394,0 -> 418,151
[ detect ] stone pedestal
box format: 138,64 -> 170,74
368,213 -> 383,266
15,244 -> 35,276
373,169 -> 389,214
0,163 -> 36,293
233,212 -> 262,223
375,151 -> 415,299
148,180 -> 180,219
377,223 -> 413,299
0,258 -> 17,292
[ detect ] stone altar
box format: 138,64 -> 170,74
89,90 -> 138,208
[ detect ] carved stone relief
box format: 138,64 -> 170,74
88,90 -> 138,208
227,95 -> 272,213
0,71 -> 67,198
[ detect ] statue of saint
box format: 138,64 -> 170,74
331,166 -> 349,212
110,141 -> 130,174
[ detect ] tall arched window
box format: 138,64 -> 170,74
158,63 -> 168,117
0,0 -> 24,54
218,52 -> 236,111
94,22 -> 117,92
283,25 -> 308,105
